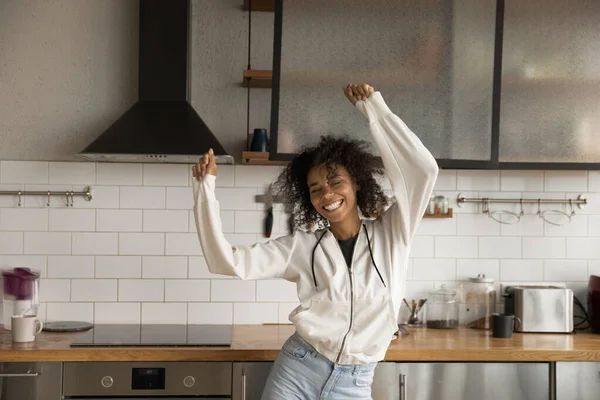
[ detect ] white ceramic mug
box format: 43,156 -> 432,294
11,315 -> 43,343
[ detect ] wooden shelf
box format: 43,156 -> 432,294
423,208 -> 453,218
243,70 -> 272,88
242,152 -> 288,166
243,0 -> 274,12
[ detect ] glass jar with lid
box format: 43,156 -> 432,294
426,285 -> 459,329
462,274 -> 497,330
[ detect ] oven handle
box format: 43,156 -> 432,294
0,372 -> 39,377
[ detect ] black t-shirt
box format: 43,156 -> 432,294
337,234 -> 358,269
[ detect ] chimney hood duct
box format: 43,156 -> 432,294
77,0 -> 233,164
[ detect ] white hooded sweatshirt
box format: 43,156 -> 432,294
193,92 -> 439,365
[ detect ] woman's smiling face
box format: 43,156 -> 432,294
307,164 -> 360,225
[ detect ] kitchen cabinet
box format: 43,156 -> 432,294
556,362 -> 600,400
371,362 -> 549,400
270,0 -> 497,167
0,362 -> 62,400
232,362 -> 273,400
499,0 -> 600,167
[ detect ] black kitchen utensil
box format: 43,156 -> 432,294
264,184 -> 274,238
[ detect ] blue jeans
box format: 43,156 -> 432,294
261,332 -> 377,400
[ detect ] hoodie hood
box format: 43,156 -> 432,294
77,0 -> 233,164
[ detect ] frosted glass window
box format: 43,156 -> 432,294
500,0 -> 600,163
274,0 -> 496,160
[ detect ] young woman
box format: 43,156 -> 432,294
192,84 -> 438,399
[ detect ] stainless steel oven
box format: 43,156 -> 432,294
63,362 -> 232,399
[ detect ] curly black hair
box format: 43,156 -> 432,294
274,135 -> 388,231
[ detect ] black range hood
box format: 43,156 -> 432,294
78,0 -> 233,164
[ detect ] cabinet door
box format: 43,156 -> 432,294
394,363 -> 549,400
372,362 -> 397,400
232,362 -> 273,400
0,362 -> 62,400
499,0 -> 600,164
272,0 -> 496,162
557,362 -> 600,400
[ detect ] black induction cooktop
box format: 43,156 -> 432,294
70,324 -> 232,347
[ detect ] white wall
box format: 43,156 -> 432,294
0,162 -> 598,324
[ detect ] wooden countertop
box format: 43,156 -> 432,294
0,325 -> 599,362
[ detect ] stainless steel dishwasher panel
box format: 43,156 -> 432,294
556,362 -> 600,400
0,362 -> 62,400
63,362 -> 232,397
394,362 -> 549,400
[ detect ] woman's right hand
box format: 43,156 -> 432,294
192,148 -> 217,181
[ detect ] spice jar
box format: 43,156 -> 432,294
426,285 -> 459,329
462,274 -> 497,330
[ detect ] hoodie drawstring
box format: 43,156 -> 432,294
310,224 -> 386,288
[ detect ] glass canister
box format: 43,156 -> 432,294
426,285 -> 459,329
462,274 -> 497,330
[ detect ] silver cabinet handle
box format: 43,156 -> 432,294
241,369 -> 247,400
0,373 -> 39,377
399,373 -> 406,400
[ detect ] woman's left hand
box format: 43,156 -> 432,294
344,84 -> 374,106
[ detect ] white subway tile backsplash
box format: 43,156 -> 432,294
48,256 -> 94,278
0,185 -> 23,207
457,259 -> 499,281
500,259 -> 544,281
435,237 -> 477,258
211,280 -> 255,302
97,163 -> 142,186
279,303 -> 299,324
165,233 -> 202,255
95,303 -> 141,324
256,280 -> 298,302
545,171 -> 588,192
544,216 -> 588,237
567,238 -> 600,259
479,237 -> 521,258
119,233 -> 164,255
234,165 -> 282,188
40,279 -> 70,302
188,303 -> 233,325
589,260 -> 600,277
96,210 -> 142,232
412,259 -> 456,281
119,279 -> 164,302
24,232 -> 70,255
0,208 -> 48,231
72,232 -> 117,255
49,209 -> 96,232
415,218 -> 456,236
166,187 -> 193,210
22,185 -> 72,208
433,170 -> 456,191
234,303 -> 278,324
46,303 -> 93,323
143,210 -> 188,232
410,236 -> 435,258
214,188 -> 258,210
0,232 -> 23,254
142,256 -> 187,278
95,256 -> 141,278
49,162 -> 95,185
456,214 -> 500,236
590,216 -> 600,237
165,280 -> 210,302
143,164 -> 189,187
0,161 -> 48,184
120,187 -> 165,209
142,303 -> 187,324
457,170 -> 500,191
75,186 -> 119,209
500,171 -> 544,192
523,237 -> 566,259
71,279 -> 117,302
0,255 -> 46,276
544,260 -> 588,281
589,172 -> 600,192
501,215 -> 544,237
402,281 -> 435,301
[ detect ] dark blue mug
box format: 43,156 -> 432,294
251,128 -> 269,152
